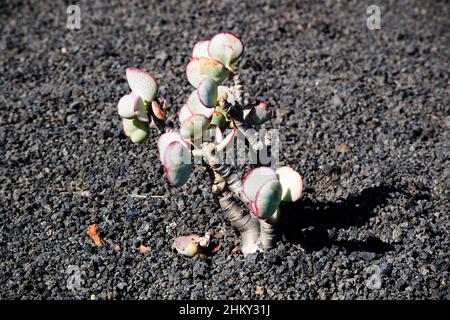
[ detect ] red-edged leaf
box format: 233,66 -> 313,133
179,103 -> 193,123
186,90 -> 215,118
151,101 -> 166,121
245,102 -> 272,125
117,92 -> 148,121
122,118 -> 149,143
207,32 -> 244,67
163,141 -> 192,187
186,57 -> 229,88
254,179 -> 282,219
180,114 -> 210,140
276,166 -> 304,202
126,67 -> 157,102
242,167 -> 277,202
192,40 -> 210,58
158,132 -> 186,162
197,77 -> 218,108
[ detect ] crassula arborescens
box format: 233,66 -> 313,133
117,32 -> 303,256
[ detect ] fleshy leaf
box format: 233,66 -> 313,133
163,141 -> 192,187
180,114 -> 210,140
192,40 -> 210,58
173,235 -> 200,257
197,77 -> 218,108
245,102 -> 272,125
126,68 -> 157,102
179,104 -> 193,123
243,167 -> 277,202
172,233 -> 211,257
255,179 -> 282,219
186,57 -> 229,88
187,90 -> 215,118
210,111 -> 227,130
151,101 -> 166,121
276,166 -> 304,203
117,92 -> 148,121
117,93 -> 137,119
216,128 -> 237,152
208,32 -> 244,67
122,118 -> 149,143
158,132 -> 186,162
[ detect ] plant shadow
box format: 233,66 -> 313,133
279,186 -> 405,254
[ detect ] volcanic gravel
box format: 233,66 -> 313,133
0,0 -> 449,300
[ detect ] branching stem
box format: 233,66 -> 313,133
203,144 -> 277,255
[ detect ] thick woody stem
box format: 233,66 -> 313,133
209,160 -> 249,204
202,144 -> 249,204
206,82 -> 279,253
259,220 -> 277,250
206,148 -> 277,254
217,189 -> 261,256
233,119 -> 264,151
211,170 -> 226,194
207,166 -> 261,256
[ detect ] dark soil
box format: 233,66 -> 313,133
0,0 -> 449,299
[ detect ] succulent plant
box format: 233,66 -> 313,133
116,32 -> 304,257
172,233 -> 211,257
117,67 -> 167,142
243,166 -> 303,221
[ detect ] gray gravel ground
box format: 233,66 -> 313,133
0,0 -> 449,299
